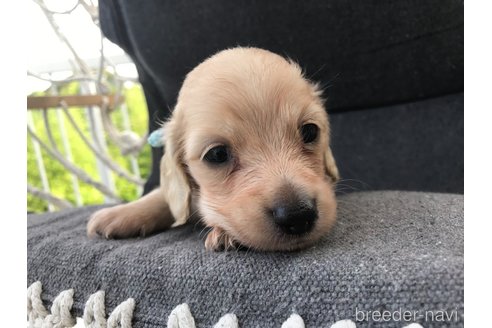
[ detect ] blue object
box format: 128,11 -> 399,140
147,128 -> 165,148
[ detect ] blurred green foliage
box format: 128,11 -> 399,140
27,82 -> 151,213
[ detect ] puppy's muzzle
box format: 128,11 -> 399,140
271,198 -> 318,235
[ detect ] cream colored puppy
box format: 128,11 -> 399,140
87,47 -> 339,251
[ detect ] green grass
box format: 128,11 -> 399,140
27,82 -> 151,213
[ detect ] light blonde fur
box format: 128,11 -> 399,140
87,47 -> 339,251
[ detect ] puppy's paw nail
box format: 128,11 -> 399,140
86,221 -> 99,238
205,227 -> 237,251
86,208 -> 115,239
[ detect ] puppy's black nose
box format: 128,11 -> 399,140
271,199 -> 317,235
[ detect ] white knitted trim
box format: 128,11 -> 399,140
330,320 -> 357,328
27,281 -> 425,328
281,314 -> 305,328
27,281 -> 135,328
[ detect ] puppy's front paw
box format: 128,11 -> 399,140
204,227 -> 238,251
87,205 -> 141,239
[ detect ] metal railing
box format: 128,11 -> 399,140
27,0 -> 148,212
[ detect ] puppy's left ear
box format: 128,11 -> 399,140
324,147 -> 340,183
306,78 -> 339,183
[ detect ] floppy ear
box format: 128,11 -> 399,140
324,147 -> 340,183
159,121 -> 192,226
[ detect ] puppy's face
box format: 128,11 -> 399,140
166,48 -> 338,251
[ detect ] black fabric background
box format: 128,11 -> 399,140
98,0 -> 464,194
330,93 -> 463,194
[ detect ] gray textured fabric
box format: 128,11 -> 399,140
27,191 -> 463,327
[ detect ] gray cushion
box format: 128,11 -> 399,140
27,191 -> 464,327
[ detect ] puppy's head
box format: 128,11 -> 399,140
161,47 -> 339,251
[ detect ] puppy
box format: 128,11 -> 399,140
87,47 -> 339,251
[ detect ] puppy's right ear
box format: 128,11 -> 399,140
159,121 -> 192,226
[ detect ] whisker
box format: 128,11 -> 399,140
198,226 -> 213,239
336,178 -> 371,189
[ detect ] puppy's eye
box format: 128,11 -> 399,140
301,123 -> 319,143
203,145 -> 231,164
